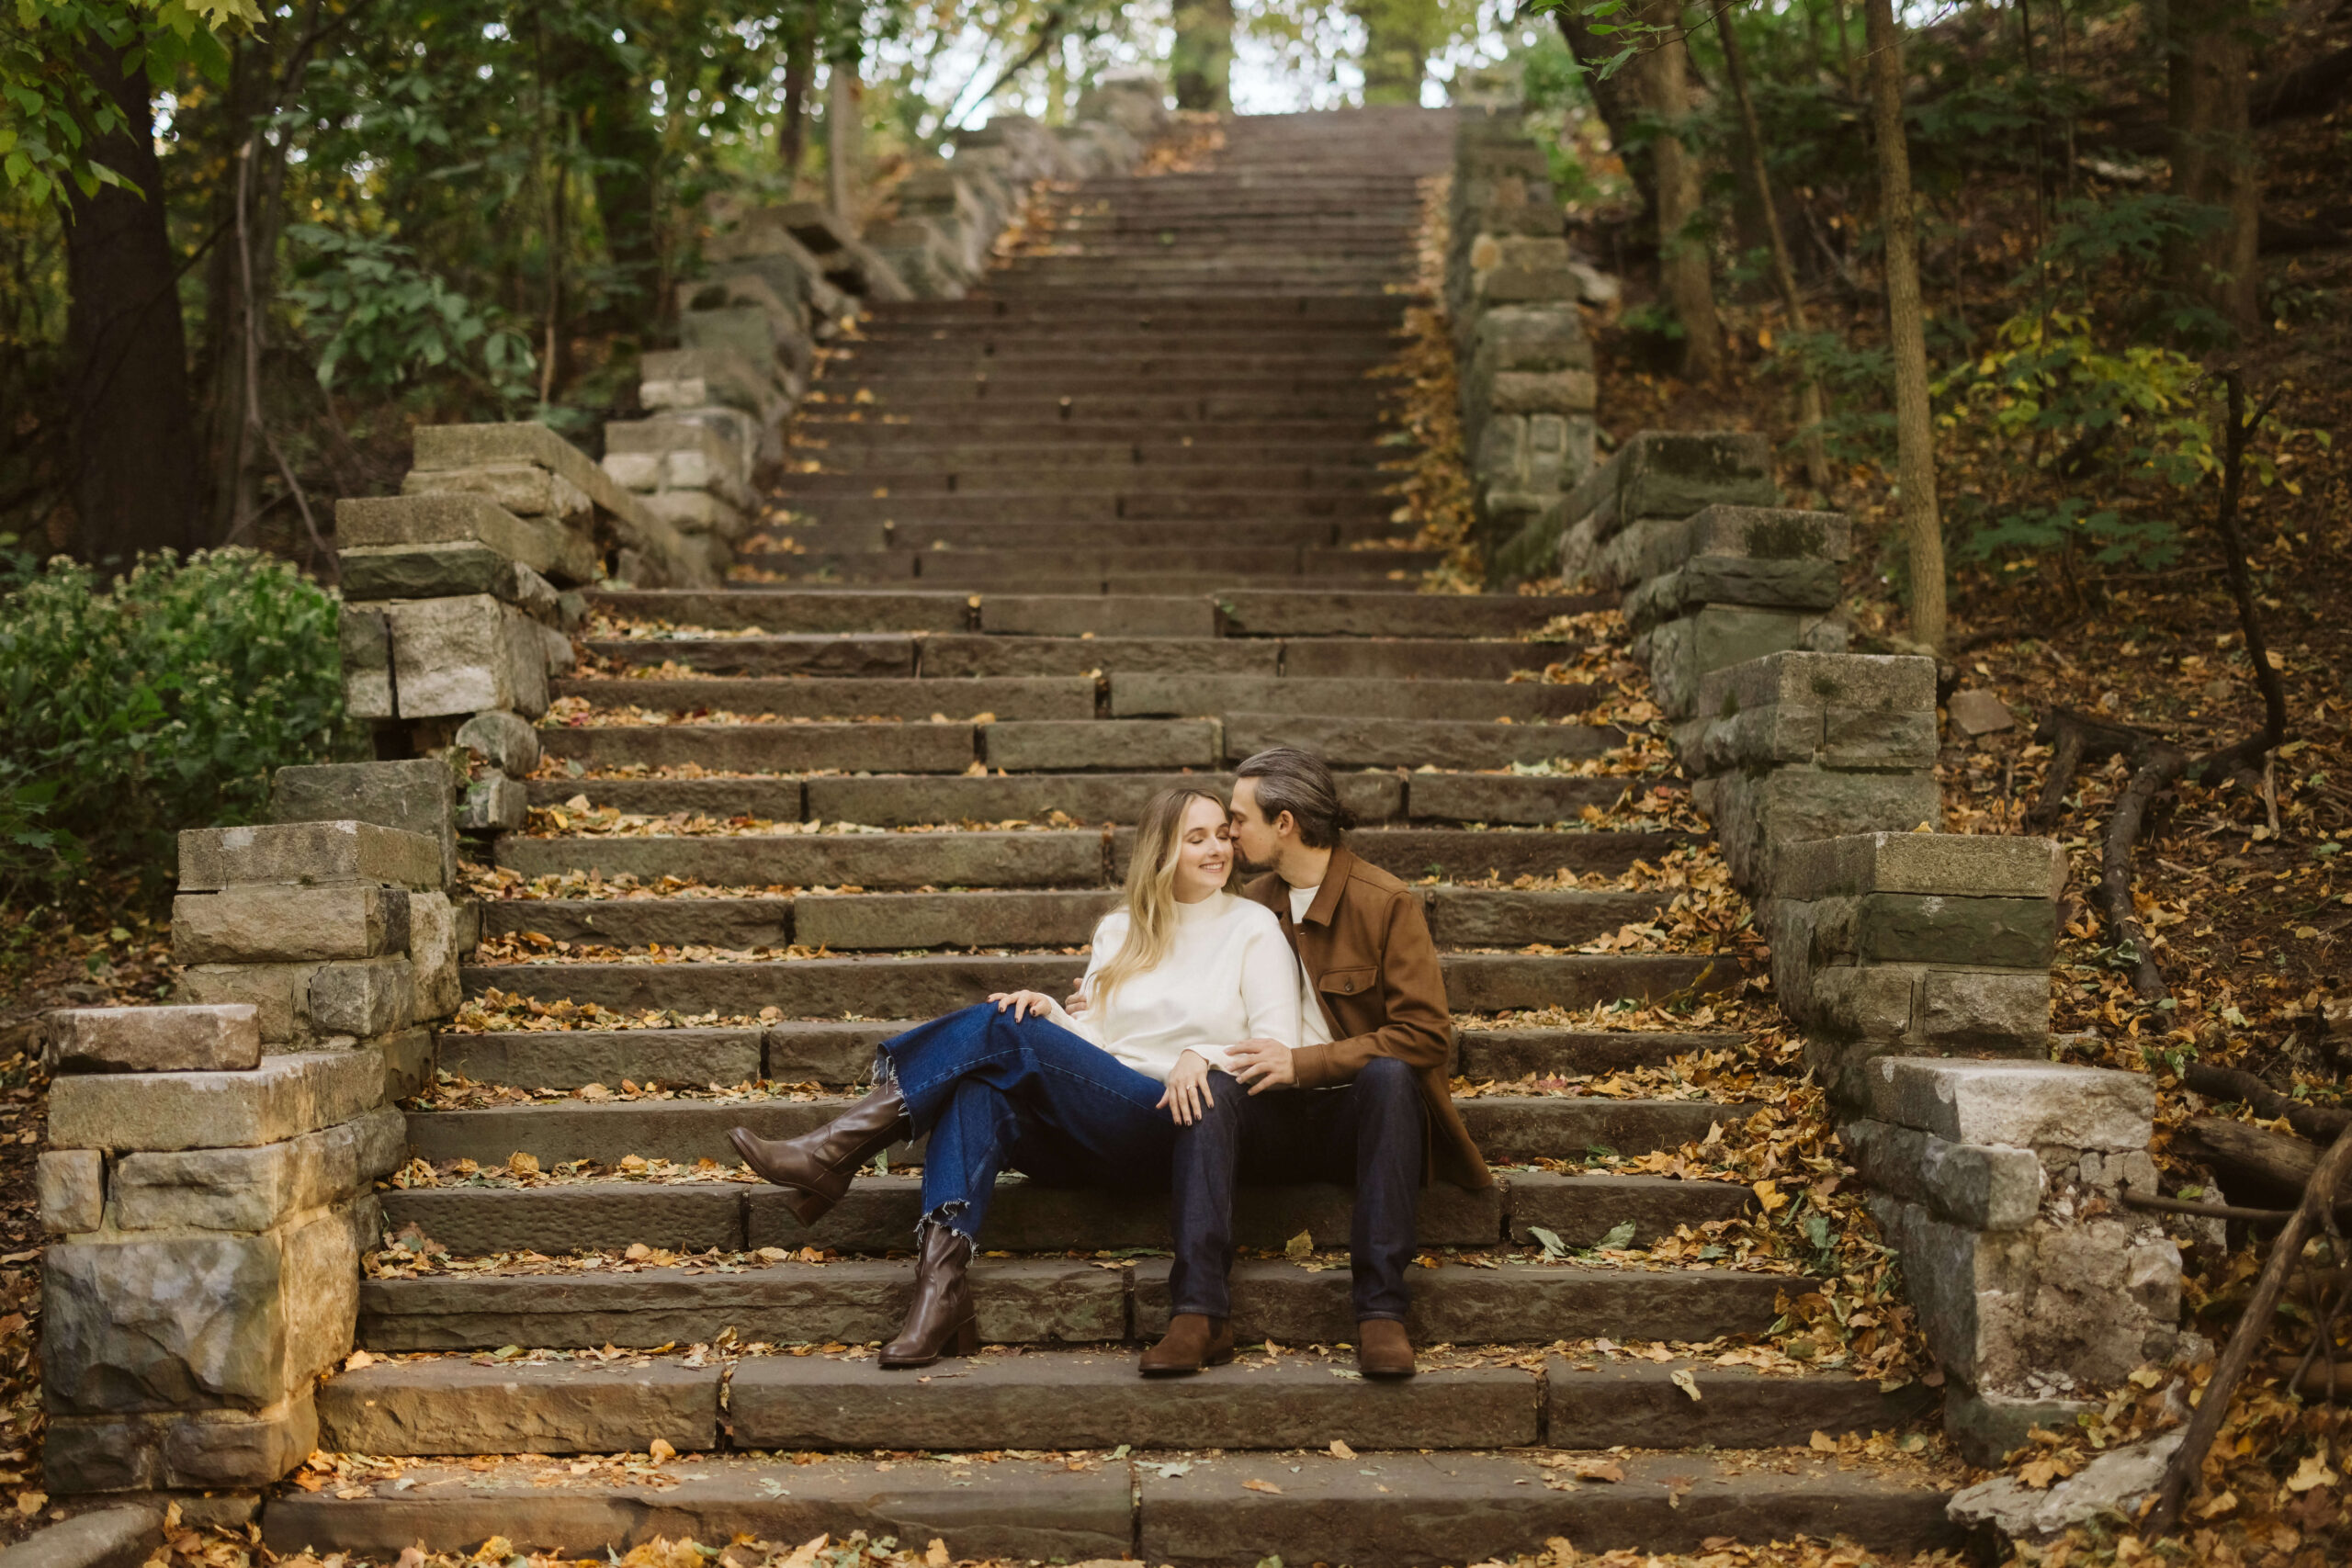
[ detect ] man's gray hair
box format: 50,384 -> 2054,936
1235,746 -> 1355,849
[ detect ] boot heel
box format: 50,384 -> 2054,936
782,1185 -> 833,1225
952,1317 -> 980,1356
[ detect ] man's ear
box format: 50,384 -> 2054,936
1273,809 -> 1298,840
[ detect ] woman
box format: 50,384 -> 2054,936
728,786 -> 1300,1368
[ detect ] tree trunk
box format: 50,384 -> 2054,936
1640,2 -> 1720,379
1171,0 -> 1235,111
556,27 -> 663,310
779,17 -> 817,176
1352,0 -> 1433,107
1554,6 -> 1657,222
1716,4 -> 1829,489
65,41 -> 201,566
1863,0 -> 1946,649
2167,0 -> 2263,333
829,63 -> 863,227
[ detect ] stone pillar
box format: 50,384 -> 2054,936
1675,651 -> 1945,894
1765,830 -> 2066,1105
601,414 -> 762,574
1445,105 -> 1606,577
1843,1059 -> 2180,1462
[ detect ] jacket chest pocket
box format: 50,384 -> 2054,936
1317,966 -> 1376,1001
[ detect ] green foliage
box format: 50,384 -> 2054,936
0,544 -> 357,902
285,224 -> 537,405
0,0 -> 255,205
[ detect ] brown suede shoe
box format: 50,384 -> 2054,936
1138,1314 -> 1235,1376
728,1077 -> 909,1224
878,1222 -> 978,1370
1356,1318 -> 1417,1379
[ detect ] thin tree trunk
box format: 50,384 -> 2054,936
1863,0 -> 1946,649
64,41 -> 201,566
1171,0 -> 1235,111
2167,0 -> 2263,333
829,62 -> 863,227
557,25 -> 663,310
1642,2 -> 1720,379
779,16 -> 817,175
1717,5 -> 1829,489
1555,6 -> 1658,222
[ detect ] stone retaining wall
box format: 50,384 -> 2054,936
38,768 -> 465,1495
1443,106 -> 1608,581
1563,430 -> 2177,1465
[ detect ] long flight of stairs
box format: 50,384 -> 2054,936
271,108 -> 1962,1565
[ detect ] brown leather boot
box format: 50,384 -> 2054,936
879,1222 -> 979,1370
1357,1318 -> 1417,1379
728,1077 -> 909,1224
1138,1314 -> 1236,1376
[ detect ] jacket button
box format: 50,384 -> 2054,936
1340,978 -> 1353,992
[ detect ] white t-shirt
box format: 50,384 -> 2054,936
1288,884 -> 1335,1048
1037,891 -> 1302,1082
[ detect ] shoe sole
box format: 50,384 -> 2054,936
1137,1346 -> 1238,1377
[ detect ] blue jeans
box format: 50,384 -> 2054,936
1171,1057 -> 1426,1322
881,1002 -> 1182,1252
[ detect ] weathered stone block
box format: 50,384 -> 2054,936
1638,606 -> 1853,721
338,544 -> 567,612
178,821 -> 442,894
1623,558 -> 1842,633
46,1005 -> 263,1074
1868,1058 -> 2154,1151
38,1149 -> 104,1234
1489,369 -> 1598,415
1691,767 -> 1945,896
48,1051 -> 386,1153
377,595 -> 551,720
1774,891 -> 2055,973
1871,1198 -> 2178,1394
340,607 -> 392,719
454,710 -> 542,775
1471,305 -> 1592,372
1564,430 -> 1777,542
407,891 -> 462,1021
458,772 -> 528,832
1941,1388 -> 2105,1470
401,463 -> 592,525
377,1025 -> 435,1100
172,886 -> 409,965
1838,1119 -> 2044,1231
1778,829 -> 2068,903
1679,651 -> 1939,771
306,958 -> 415,1038
164,1392 -> 319,1489
110,1106 -> 404,1232
334,492 -> 594,585
1921,968 -> 2052,1052
270,759 -> 458,889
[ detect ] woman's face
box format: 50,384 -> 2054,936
1169,795 -> 1234,903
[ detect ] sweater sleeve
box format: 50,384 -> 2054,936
1236,906 -> 1304,1056
1036,911 -> 1122,1039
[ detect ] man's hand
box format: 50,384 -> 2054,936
1226,1036 -> 1295,1095
1157,1048 -> 1214,1125
988,990 -> 1059,1021
1062,983 -> 1090,1017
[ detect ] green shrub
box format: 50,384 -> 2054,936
0,545 -> 360,904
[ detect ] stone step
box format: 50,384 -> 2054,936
496,826 -> 1693,886
805,391 -> 1389,422
379,1170 -> 1748,1258
1219,713 -> 1611,771
457,951 -> 1729,1023
310,1351 -> 1929,1465
356,1250 -> 1787,1353
751,574 -> 1429,600
521,769 -> 1632,829
478,886 -> 1673,953
404,1087 -> 1741,1168
260,1449 -> 1957,1564
593,589 -> 1222,637
436,1021 -> 1738,1091
758,519 -> 1396,552
729,547 -> 1435,584
547,675 -> 1093,722
1106,673 -> 1595,723
822,349 -> 1396,373
796,491 -> 1398,522
1214,590 -> 1604,637
872,295 -> 1409,323
782,466 -> 1391,495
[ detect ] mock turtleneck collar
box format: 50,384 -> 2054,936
1173,889 -> 1229,923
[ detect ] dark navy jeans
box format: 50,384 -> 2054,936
1170,1057 -> 1426,1322
880,1001 -> 1182,1248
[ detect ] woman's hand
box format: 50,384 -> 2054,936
1158,1049 -> 1214,1126
989,990 -> 1059,1021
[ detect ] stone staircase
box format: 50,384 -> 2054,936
269,108 -> 1961,1564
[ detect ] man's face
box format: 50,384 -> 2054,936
1227,777 -> 1284,870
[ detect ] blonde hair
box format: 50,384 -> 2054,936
1091,786 -> 1237,1009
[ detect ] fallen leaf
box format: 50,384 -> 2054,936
2287,1451 -> 2339,1492
649,1438 -> 676,1463
1242,1479 -> 1283,1494
1329,1438 -> 1356,1460
1284,1229 -> 1313,1260
926,1542 -> 950,1568
345,1349 -> 376,1371
14,1492 -> 45,1517
780,1534 -> 830,1568
1570,1459 -> 1623,1483
2194,1489 -> 2239,1518
1670,1368 -> 1702,1402
1810,1430 -> 1837,1452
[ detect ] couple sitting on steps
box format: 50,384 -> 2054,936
726,746 -> 1490,1379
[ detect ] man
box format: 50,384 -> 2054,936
1138,746 -> 1492,1379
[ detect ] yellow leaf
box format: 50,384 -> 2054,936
14,1492 -> 45,1517
1329,1439 -> 1356,1460
345,1349 -> 376,1371
926,1543 -> 950,1568
781,1535 -> 830,1568
2287,1451 -> 2339,1492
1242,1479 -> 1283,1494
1753,1179 -> 1785,1213
2193,1489 -> 2238,1518
1284,1229 -> 1313,1260
1570,1458 -> 1623,1482
649,1438 -> 676,1463
1810,1430 -> 1838,1452
1671,1368 -> 1702,1402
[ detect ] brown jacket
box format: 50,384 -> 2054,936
1247,845 -> 1492,1190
